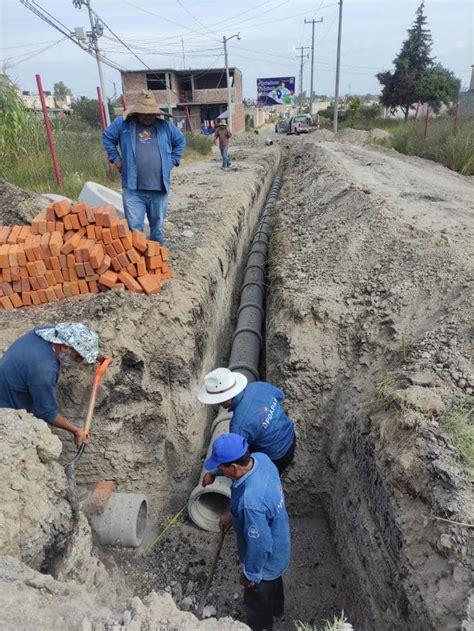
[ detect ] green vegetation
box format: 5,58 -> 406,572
377,1 -> 460,119
373,373 -> 403,409
295,612 -> 351,631
0,77 -> 211,199
375,117 -> 474,176
439,396 -> 474,481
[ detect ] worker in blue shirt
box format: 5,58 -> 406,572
198,367 -> 296,477
0,323 -> 103,447
103,90 -> 186,245
204,432 -> 290,631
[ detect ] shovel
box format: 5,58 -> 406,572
64,357 -> 112,514
196,529 -> 226,619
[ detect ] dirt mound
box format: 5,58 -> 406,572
266,140 -> 473,629
335,128 -> 371,143
0,409 -> 72,570
0,179 -> 48,225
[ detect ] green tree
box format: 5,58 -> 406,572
72,96 -> 114,127
348,96 -> 361,126
53,81 -> 72,99
377,1 -> 434,119
414,64 -> 460,112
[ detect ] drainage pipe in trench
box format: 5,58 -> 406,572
188,166 -> 284,532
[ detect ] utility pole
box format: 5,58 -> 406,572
223,33 -> 240,132
304,17 -> 323,119
296,46 -> 310,114
181,39 -> 186,69
73,0 -> 110,125
333,0 -> 343,134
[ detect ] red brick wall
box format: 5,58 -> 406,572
122,72 -> 178,106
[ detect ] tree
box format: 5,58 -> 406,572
414,64 -> 460,112
348,96 -> 361,125
53,81 -> 72,99
377,1 -> 434,119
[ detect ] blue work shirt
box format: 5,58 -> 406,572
230,382 -> 295,460
102,116 -> 185,193
0,329 -> 59,423
231,452 -> 290,583
135,123 -> 163,191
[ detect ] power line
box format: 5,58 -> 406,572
1,38 -> 66,67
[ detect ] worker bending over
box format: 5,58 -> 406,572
198,367 -> 296,482
204,433 -> 290,631
0,323 -> 102,447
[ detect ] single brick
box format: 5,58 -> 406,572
44,286 -> 58,302
137,273 -> 160,295
78,280 -> 89,294
96,254 -> 111,275
0,295 -> 14,311
112,239 -> 125,255
30,291 -> 41,306
10,293 -> 23,308
70,281 -> 80,296
53,199 -> 71,218
88,280 -> 99,293
99,270 -> 118,288
136,258 -> 147,276
132,230 -> 147,253
53,284 -> 65,300
118,270 -> 143,293
21,291 -> 32,306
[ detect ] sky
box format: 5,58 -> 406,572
0,0 -> 472,102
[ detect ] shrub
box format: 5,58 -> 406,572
184,132 -> 212,155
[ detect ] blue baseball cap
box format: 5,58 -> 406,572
204,433 -> 248,471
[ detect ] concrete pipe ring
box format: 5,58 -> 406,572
188,476 -> 232,533
89,492 -> 148,547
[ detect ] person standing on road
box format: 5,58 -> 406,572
103,90 -> 186,245
214,119 -> 232,169
204,433 -> 290,631
198,367 -> 296,482
0,323 -> 104,447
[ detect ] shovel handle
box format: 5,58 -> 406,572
84,358 -> 112,436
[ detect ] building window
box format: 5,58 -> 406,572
146,73 -> 167,90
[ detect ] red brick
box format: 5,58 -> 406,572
118,270 -> 143,293
53,199 -> 71,218
99,270 -> 118,288
137,273 -> 160,295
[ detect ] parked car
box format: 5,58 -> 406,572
275,120 -> 289,133
287,115 -> 311,135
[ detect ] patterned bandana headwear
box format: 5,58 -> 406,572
35,323 -> 99,364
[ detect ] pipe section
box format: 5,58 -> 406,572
90,492 -> 148,547
188,167 -> 284,531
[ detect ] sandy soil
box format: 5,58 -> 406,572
266,135 -> 473,630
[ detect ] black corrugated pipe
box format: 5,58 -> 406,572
188,165 -> 284,531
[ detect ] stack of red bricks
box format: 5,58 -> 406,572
0,200 -> 172,311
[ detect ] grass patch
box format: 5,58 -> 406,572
439,395 -> 474,481
184,132 -> 212,155
373,373 -> 404,409
295,612 -> 352,631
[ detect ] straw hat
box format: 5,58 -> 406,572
123,90 -> 172,120
218,119 -> 228,126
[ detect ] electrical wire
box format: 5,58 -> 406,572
1,38 -> 66,67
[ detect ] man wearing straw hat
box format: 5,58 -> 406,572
214,118 -> 232,169
103,90 -> 186,245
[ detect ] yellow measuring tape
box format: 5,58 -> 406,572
140,505 -> 187,556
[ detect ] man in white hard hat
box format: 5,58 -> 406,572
198,368 -> 296,486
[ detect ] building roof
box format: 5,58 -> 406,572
121,67 -> 240,75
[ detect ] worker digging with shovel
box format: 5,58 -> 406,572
0,322 -> 106,447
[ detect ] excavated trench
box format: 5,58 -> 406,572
3,138 -> 469,630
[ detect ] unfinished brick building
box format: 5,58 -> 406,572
121,67 -> 245,133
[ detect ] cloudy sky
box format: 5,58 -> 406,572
1,0 -> 472,101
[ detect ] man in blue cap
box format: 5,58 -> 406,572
204,432 -> 290,631
0,323 -> 103,447
198,368 -> 296,488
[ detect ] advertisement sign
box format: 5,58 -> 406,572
256,77 -> 295,106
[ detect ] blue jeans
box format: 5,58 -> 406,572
220,146 -> 230,167
122,189 -> 169,245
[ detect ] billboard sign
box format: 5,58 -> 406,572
256,77 -> 295,106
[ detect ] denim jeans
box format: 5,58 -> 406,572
122,188 -> 169,245
220,146 -> 230,167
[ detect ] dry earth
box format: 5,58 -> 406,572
0,131 -> 473,630
267,136 -> 473,630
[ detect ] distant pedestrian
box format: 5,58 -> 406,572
103,90 -> 186,245
214,119 -> 232,169
198,368 -> 296,479
204,433 -> 290,631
